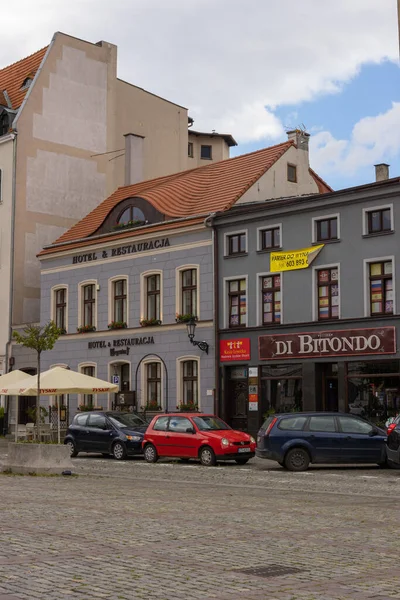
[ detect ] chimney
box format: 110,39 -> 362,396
124,133 -> 145,186
374,163 -> 390,182
287,129 -> 310,152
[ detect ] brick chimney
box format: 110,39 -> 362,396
374,163 -> 390,182
124,133 -> 145,186
287,129 -> 310,152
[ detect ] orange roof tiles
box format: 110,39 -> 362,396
0,46 -> 48,110
53,141 -> 296,245
309,168 -> 333,194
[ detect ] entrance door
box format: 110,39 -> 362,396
326,378 -> 339,412
316,364 -> 338,411
226,377 -> 248,431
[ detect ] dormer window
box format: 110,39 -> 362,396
21,77 -> 33,90
114,206 -> 147,231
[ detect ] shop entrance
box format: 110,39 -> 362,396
226,366 -> 248,431
110,362 -> 135,411
316,363 -> 339,411
17,368 -> 37,424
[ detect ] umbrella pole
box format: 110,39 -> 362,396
14,395 -> 18,443
58,396 -> 61,445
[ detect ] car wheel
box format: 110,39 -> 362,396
65,440 -> 78,458
199,446 -> 216,467
284,447 -> 310,472
144,443 -> 158,463
235,458 -> 250,465
112,441 -> 127,461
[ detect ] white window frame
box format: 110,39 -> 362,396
362,204 -> 394,236
78,279 -> 98,329
175,265 -> 200,319
140,357 -> 164,410
108,275 -> 129,327
363,255 -> 396,317
256,271 -> 283,326
312,263 -> 341,322
256,223 -> 282,251
311,213 -> 341,244
223,274 -> 249,329
50,285 -> 69,332
176,356 -> 201,410
78,362 -> 98,409
140,270 -> 163,322
224,229 -> 248,256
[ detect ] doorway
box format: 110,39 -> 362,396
225,366 -> 248,431
316,363 -> 338,411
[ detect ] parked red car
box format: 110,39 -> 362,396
143,413 -> 256,466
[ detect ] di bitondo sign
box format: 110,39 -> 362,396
270,245 -> 324,272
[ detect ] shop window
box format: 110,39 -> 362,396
366,208 -> 392,234
317,268 -> 339,320
261,275 -> 281,324
260,226 -> 281,250
146,274 -> 161,320
82,284 -> 96,327
347,360 -> 400,422
181,269 -> 197,316
369,261 -> 393,315
182,360 -> 199,407
261,365 -> 303,413
54,288 -> 67,331
200,145 -> 212,160
112,279 -> 127,323
228,279 -> 247,328
226,232 -> 247,256
146,362 -> 161,409
287,163 -> 297,183
188,142 -> 194,157
316,217 -> 338,242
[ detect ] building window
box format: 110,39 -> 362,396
188,142 -> 194,158
117,206 -> 146,226
82,365 -> 95,407
287,163 -> 297,183
83,284 -> 95,326
55,288 -> 67,331
200,145 -> 212,160
227,233 -> 246,256
316,217 -> 338,241
369,261 -> 393,315
367,208 -> 392,234
262,275 -> 281,324
0,113 -> 9,137
146,274 -> 161,320
260,227 -> 281,250
146,362 -> 161,409
113,279 -> 127,323
317,268 -> 339,320
182,360 -> 199,407
228,279 -> 246,328
181,269 -> 197,316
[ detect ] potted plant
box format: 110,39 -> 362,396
78,404 -> 94,412
140,318 -> 162,327
59,327 -> 67,335
176,402 -> 199,412
143,400 -> 162,411
77,325 -> 96,333
112,219 -> 147,231
175,313 -> 198,324
108,321 -> 127,330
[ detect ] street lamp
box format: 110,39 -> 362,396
186,318 -> 209,354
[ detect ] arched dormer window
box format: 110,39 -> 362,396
95,196 -> 165,237
118,206 -> 146,226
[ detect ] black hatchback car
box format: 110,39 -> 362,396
64,411 -> 148,460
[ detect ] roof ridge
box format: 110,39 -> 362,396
0,46 -> 48,75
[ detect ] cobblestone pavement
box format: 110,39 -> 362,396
0,449 -> 400,600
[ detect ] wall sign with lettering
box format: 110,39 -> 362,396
88,336 -> 155,357
72,238 -> 170,264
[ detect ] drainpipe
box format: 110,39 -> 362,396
204,213 -> 219,415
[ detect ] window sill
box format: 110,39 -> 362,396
224,252 -> 248,259
312,239 -> 341,246
362,230 -> 394,239
200,157 -> 212,161
256,248 -> 282,254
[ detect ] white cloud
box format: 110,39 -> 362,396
310,102 -> 400,175
0,0 -> 398,144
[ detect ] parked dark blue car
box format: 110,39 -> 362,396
64,411 -> 148,460
256,412 -> 387,471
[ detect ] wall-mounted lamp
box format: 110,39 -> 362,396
186,318 -> 209,354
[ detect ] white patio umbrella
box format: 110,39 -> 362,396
0,370 -> 35,441
1,367 -> 119,443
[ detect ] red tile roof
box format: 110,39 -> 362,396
0,47 -> 48,110
309,167 -> 333,194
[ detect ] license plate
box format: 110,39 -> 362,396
238,447 -> 251,453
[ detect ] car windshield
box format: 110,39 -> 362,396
192,416 -> 231,431
107,413 -> 146,429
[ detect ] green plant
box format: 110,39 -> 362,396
175,313 -> 198,323
13,321 -> 61,437
77,325 -> 96,333
0,407 -> 4,419
78,404 -> 94,412
176,402 -> 198,411
26,405 -> 48,424
112,220 -> 146,231
140,318 -> 162,327
143,400 -> 162,411
108,321 -> 127,330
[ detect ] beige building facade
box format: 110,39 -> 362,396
0,32 -> 233,374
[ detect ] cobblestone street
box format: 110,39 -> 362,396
1,452 -> 400,600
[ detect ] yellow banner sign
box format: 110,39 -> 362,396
270,245 -> 324,272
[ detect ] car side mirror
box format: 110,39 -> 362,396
186,427 -> 195,434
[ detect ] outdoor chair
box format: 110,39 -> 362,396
15,425 -> 27,440
26,423 -> 36,440
38,423 -> 51,442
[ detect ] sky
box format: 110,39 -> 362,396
1,0 -> 399,191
